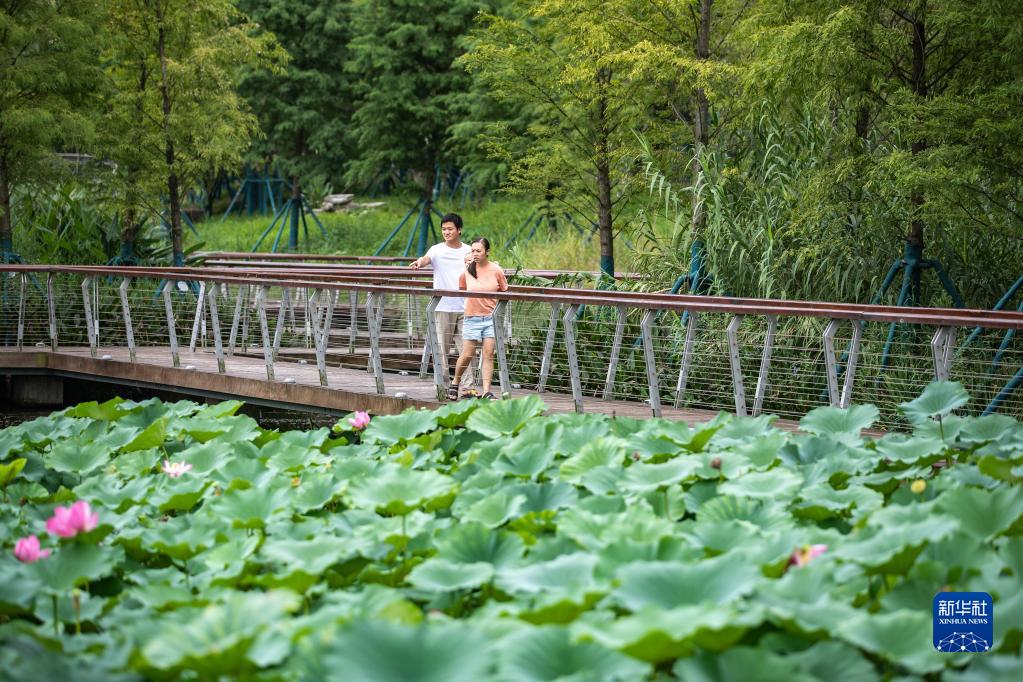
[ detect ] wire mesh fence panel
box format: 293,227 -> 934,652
1,266 -> 1020,428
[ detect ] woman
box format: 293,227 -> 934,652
450,237 -> 508,400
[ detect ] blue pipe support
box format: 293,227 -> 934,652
374,201 -> 421,256
984,365 -> 1023,416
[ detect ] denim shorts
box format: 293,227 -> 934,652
462,315 -> 495,341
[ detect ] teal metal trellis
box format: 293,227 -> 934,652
250,191 -> 327,253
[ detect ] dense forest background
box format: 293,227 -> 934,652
1,0 -> 1021,306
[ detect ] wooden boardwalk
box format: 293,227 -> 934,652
0,346 -> 803,430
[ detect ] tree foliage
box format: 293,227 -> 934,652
345,0 -> 491,200
97,0 -> 285,264
237,0 -> 354,191
0,0 -> 104,260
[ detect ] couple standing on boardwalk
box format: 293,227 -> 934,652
409,213 -> 509,400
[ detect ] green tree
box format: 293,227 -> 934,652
596,0 -> 752,292
743,0 -> 1023,306
463,0 -> 644,278
0,0 -> 104,262
237,0 -> 354,201
346,0 -> 488,245
98,0 -> 284,265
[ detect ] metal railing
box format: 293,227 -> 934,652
2,264 -> 1021,429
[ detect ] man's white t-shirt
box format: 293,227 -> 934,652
427,242 -> 472,312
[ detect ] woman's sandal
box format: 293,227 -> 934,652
446,386 -> 459,401
480,392 -> 497,400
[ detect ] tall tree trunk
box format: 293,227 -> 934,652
595,67 -> 614,279
156,5 -> 182,265
689,0 -> 712,293
0,152 -> 12,259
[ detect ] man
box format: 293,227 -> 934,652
410,213 -> 475,395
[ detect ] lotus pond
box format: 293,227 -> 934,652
1,382 -> 1022,680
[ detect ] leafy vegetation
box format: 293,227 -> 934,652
2,383 -> 1022,679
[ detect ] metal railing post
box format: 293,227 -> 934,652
189,281 -> 207,352
163,281 -> 180,368
313,288 -> 334,387
538,302 -> 561,393
348,291 -> 358,354
16,273 -> 26,351
562,304 -> 584,413
228,284 -> 247,355
603,305 -> 626,400
640,308 -> 661,417
424,296 -> 446,400
931,326 -> 957,381
255,285 -> 275,381
674,312 -> 698,408
118,278 -> 136,363
493,300 -> 511,395
840,320 -> 863,408
206,281 -> 226,374
366,291 -> 385,394
823,319 -> 840,407
726,315 -> 747,416
752,315 -> 777,417
273,287 -> 287,359
81,277 -> 97,358
46,273 -> 57,352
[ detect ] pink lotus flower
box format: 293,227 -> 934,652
790,544 -> 828,567
348,411 -> 371,431
162,460 -> 193,478
45,500 -> 99,538
13,535 -> 51,563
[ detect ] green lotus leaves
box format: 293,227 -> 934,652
466,394 -> 546,438
619,457 -> 701,493
574,604 -> 763,663
837,610 -> 948,674
673,647 -> 822,682
347,464 -> 456,515
493,440 -> 555,479
718,467 -> 803,500
66,397 -> 133,421
460,491 -> 527,527
32,543 -> 124,593
136,590 -> 300,674
937,485 -> 1023,540
46,440 -> 110,476
498,625 -> 650,681
321,619 -> 490,682
259,536 -> 365,592
3,387 -> 1023,678
800,404 -> 880,444
435,523 -> 525,568
121,416 -> 168,452
900,380 -> 970,425
874,434 -> 946,464
362,410 -> 439,444
0,457 -> 26,488
613,556 -> 760,611
559,437 -> 627,481
406,558 -> 495,592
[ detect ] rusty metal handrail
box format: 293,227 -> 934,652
4,264 -> 1022,329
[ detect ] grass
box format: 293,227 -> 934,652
188,194 -> 618,273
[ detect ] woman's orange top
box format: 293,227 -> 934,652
458,261 -> 509,317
